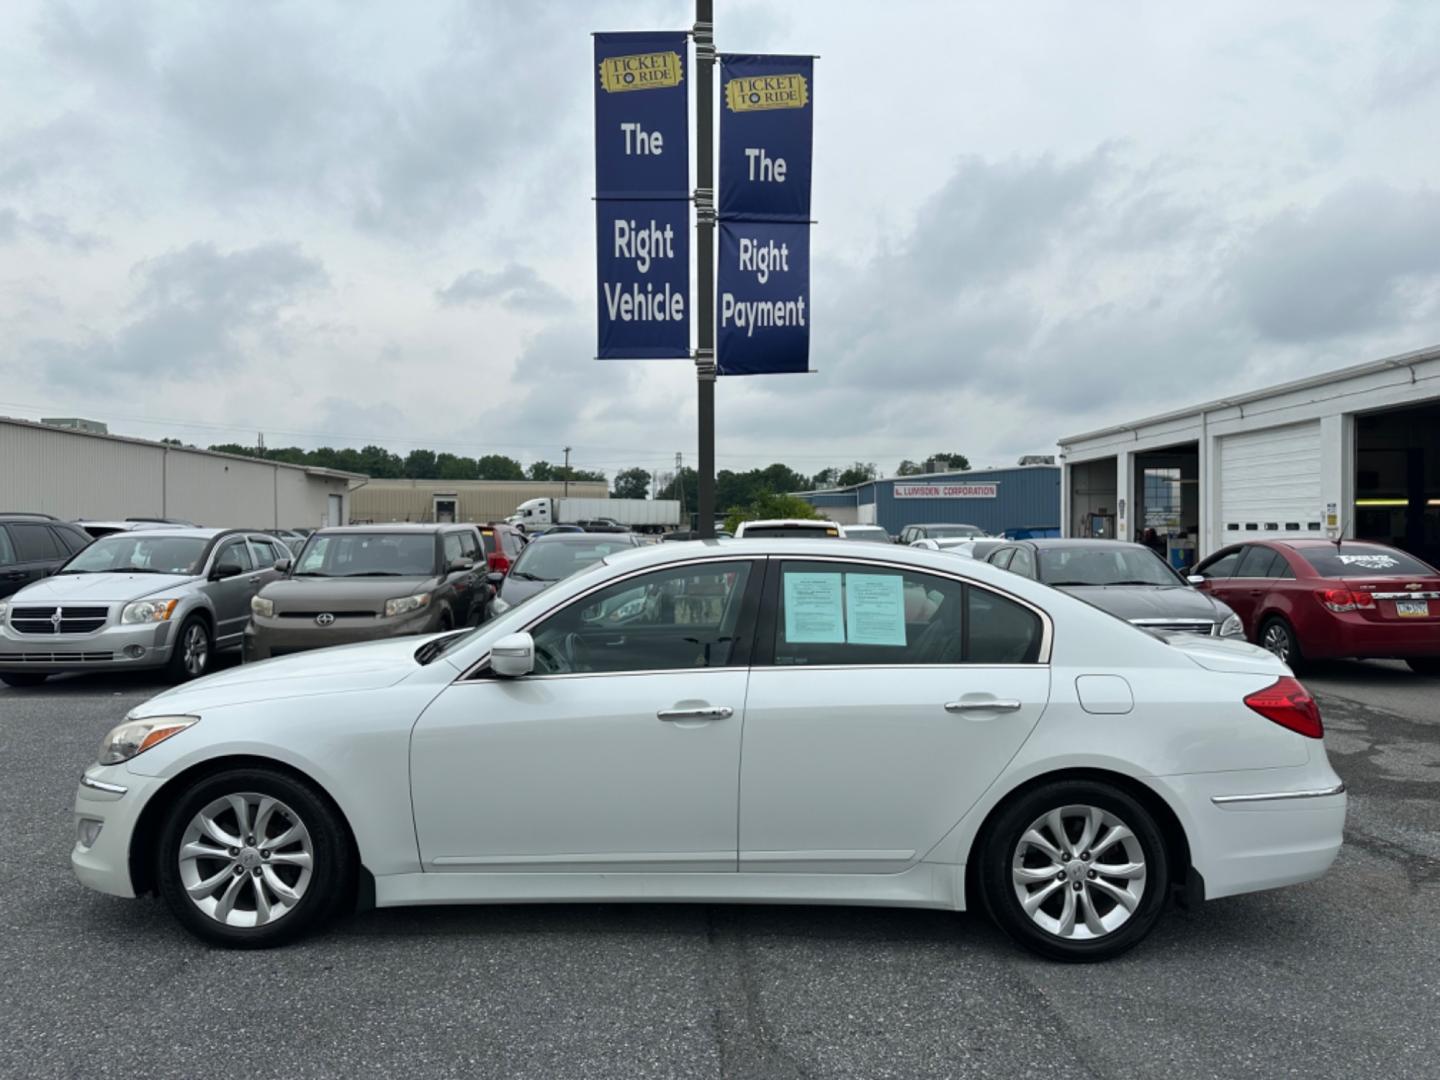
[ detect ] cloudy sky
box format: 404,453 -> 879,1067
2,1 -> 1438,481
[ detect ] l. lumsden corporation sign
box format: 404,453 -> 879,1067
893,483 -> 999,499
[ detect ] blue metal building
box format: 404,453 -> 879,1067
793,465 -> 1060,537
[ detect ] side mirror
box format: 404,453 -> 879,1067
210,562 -> 243,581
1187,574 -> 1205,585
449,557 -> 474,572
490,632 -> 534,678
273,557 -> 292,573
486,571 -> 504,587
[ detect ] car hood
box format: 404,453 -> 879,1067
258,575 -> 438,611
138,634 -> 438,713
497,576 -> 556,606
1160,633 -> 1288,676
10,572 -> 198,605
1055,584 -> 1229,623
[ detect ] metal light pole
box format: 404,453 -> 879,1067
694,0 -> 716,537
563,445 -> 572,497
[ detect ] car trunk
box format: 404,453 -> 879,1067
1339,575 -> 1440,624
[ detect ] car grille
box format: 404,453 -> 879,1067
277,611 -> 378,619
9,606 -> 110,635
0,651 -> 114,663
1130,618 -> 1216,636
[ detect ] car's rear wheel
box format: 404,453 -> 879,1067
0,672 -> 48,688
165,615 -> 212,683
978,780 -> 1169,962
156,767 -> 353,948
1259,616 -> 1304,672
1406,658 -> 1440,676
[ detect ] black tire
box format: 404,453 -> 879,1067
165,614 -> 213,683
0,672 -> 48,688
978,780 -> 1170,963
1258,616 -> 1304,673
438,608 -> 454,632
1407,658 -> 1440,676
155,766 -> 354,948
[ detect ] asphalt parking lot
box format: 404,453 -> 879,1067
1,658 -> 1436,1080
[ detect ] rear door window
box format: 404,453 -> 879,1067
989,547 -> 1015,571
768,561 -> 1043,667
1008,547 -> 1037,578
1298,545 -> 1436,578
10,523 -> 61,562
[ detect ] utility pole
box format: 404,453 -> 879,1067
675,451 -> 686,527
694,0 -> 716,538
563,445 -> 572,497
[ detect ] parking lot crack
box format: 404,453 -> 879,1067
702,908 -> 809,1080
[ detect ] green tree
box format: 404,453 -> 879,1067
570,468 -> 606,483
528,460 -> 555,481
356,444 -> 403,478
658,467 -> 698,518
896,459 -> 924,476
612,467 -> 651,499
403,449 -> 438,478
837,461 -> 878,487
724,493 -> 822,534
476,454 -> 525,480
924,452 -> 970,472
435,453 -> 478,480
810,466 -> 841,489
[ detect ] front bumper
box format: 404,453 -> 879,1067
71,764 -> 166,899
244,609 -> 437,661
0,620 -> 174,672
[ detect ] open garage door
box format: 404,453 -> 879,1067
1219,421 -> 1323,543
1355,401 -> 1440,568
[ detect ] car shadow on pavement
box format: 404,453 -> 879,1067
2,652 -> 244,696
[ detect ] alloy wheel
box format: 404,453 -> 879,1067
177,792 -> 314,928
1011,804 -> 1147,940
1262,624 -> 1291,663
182,623 -> 209,676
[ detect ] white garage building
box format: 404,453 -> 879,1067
0,416 -> 363,528
1058,344 -> 1440,569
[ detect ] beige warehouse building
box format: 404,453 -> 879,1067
0,416 -> 363,528
351,478 -> 609,524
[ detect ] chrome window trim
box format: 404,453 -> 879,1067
767,552 -> 1055,666
1210,782 -> 1345,805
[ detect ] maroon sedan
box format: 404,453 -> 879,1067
1191,539 -> 1440,675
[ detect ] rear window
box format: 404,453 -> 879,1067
1298,545 -> 1436,578
742,524 -> 841,538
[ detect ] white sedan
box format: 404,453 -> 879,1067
72,539 -> 1345,960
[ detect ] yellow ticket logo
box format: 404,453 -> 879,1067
599,51 -> 684,93
725,74 -> 809,111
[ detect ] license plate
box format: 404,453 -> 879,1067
1396,600 -> 1431,618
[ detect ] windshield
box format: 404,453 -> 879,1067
1038,546 -> 1184,587
741,524 -> 840,538
844,527 -> 890,542
510,538 -> 636,582
294,533 -> 437,577
60,535 -> 207,575
925,525 -> 985,539
1298,545 -> 1436,578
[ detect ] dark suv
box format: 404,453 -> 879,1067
0,513 -> 92,599
244,524 -> 495,661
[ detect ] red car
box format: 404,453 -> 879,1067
1190,539 -> 1440,675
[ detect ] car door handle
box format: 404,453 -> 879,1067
657,706 -> 733,721
945,699 -> 1023,713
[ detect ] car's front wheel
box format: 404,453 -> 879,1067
978,780 -> 1170,962
156,767 -> 353,948
165,615 -> 213,682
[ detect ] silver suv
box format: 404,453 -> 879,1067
0,528 -> 288,687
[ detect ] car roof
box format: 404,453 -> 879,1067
1015,538 -> 1151,550
740,519 -> 835,528
530,531 -> 638,544
86,527 -> 239,540
314,524 -> 461,535
912,522 -> 982,529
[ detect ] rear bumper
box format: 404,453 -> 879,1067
1153,763 -> 1346,900
0,621 -> 173,671
245,609 -> 437,661
1300,613 -> 1440,659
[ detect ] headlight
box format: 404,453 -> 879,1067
0,600 -> 8,619
251,596 -> 274,618
120,599 -> 178,624
1219,613 -> 1244,638
385,592 -> 431,618
98,715 -> 198,765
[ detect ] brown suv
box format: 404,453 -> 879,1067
243,524 -> 493,661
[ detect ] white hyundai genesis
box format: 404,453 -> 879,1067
71,539 -> 1345,961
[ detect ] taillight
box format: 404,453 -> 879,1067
1317,588 -> 1375,612
1244,677 -> 1323,739
488,552 -> 511,575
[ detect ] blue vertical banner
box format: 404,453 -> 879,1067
594,32 -> 690,359
717,54 -> 815,375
